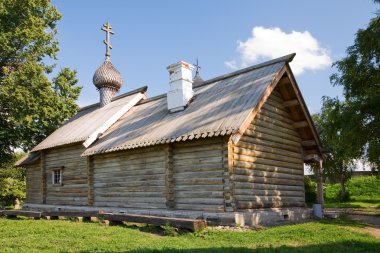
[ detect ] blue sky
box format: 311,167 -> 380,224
51,0 -> 377,113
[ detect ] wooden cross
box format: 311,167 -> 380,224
194,58 -> 201,76
101,22 -> 114,59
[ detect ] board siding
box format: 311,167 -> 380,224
92,146 -> 167,209
233,89 -> 306,210
25,162 -> 42,204
172,138 -> 225,212
45,144 -> 88,206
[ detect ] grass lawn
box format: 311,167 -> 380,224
0,216 -> 379,253
324,176 -> 380,213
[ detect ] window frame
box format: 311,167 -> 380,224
51,166 -> 64,186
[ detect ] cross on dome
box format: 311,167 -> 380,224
102,22 -> 114,60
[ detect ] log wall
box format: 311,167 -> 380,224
172,138 -> 225,212
233,89 -> 305,210
92,146 -> 167,209
25,162 -> 42,204
45,144 -> 88,205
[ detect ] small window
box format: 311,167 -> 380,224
52,167 -> 63,185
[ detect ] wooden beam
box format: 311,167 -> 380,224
3,210 -> 42,218
303,154 -> 320,162
87,156 -> 94,206
293,121 -> 308,128
302,140 -> 317,147
99,213 -> 206,231
164,144 -> 174,209
283,99 -> 299,107
40,150 -> 46,204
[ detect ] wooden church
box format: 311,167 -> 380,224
17,23 -> 324,226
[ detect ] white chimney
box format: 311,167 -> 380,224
167,61 -> 194,112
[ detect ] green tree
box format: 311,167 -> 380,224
0,153 -> 26,206
313,98 -> 365,200
0,0 -> 81,165
330,0 -> 380,170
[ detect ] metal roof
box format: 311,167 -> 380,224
31,87 -> 147,152
82,56 -> 291,156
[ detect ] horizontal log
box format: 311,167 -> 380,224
233,147 -> 303,165
95,191 -> 165,198
173,144 -> 223,154
174,191 -> 223,198
241,132 -> 301,149
175,198 -> 225,205
239,137 -> 301,153
302,140 -> 317,147
94,186 -> 165,192
100,213 -> 206,231
93,180 -> 165,188
259,108 -> 294,125
245,126 -> 301,143
232,174 -> 303,186
42,211 -> 99,218
235,141 -> 301,160
174,185 -> 224,192
253,118 -> 300,138
95,196 -> 166,203
94,201 -> 166,209
174,203 -> 225,212
234,189 -> 304,199
236,201 -> 306,209
283,99 -> 299,107
173,150 -> 223,160
174,178 -> 223,185
233,172 -> 303,182
233,154 -> 303,169
234,167 -> 303,179
262,103 -> 292,120
233,183 -> 303,192
173,137 -> 223,148
173,171 -> 223,179
3,210 -> 42,218
173,157 -> 224,166
293,121 -> 308,128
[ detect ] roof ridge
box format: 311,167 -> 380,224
79,86 -> 148,111
193,53 -> 296,88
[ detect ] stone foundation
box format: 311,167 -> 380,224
23,203 -> 312,227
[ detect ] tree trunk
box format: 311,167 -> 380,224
339,175 -> 346,201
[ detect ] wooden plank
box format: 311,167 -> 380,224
293,121 -> 308,128
42,211 -> 98,218
302,140 -> 317,147
284,99 -> 299,107
100,213 -> 206,231
3,210 -> 42,218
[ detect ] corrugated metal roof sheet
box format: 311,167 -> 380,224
82,60 -> 286,156
31,87 -> 147,152
15,151 -> 41,166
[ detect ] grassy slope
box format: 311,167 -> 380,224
0,217 -> 379,253
324,176 -> 380,210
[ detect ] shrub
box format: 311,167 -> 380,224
304,176 -> 317,203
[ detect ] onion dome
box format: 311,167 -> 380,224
93,59 -> 123,90
193,72 -> 204,86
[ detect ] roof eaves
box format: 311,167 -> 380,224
194,53 -> 295,89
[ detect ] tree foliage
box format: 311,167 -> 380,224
0,0 -> 81,165
313,98 -> 365,200
330,1 -> 380,169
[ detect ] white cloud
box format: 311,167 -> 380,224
225,26 -> 332,75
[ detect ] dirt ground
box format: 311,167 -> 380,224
347,214 -> 380,238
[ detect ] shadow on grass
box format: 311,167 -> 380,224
78,241 -> 380,253
114,222 -> 193,237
